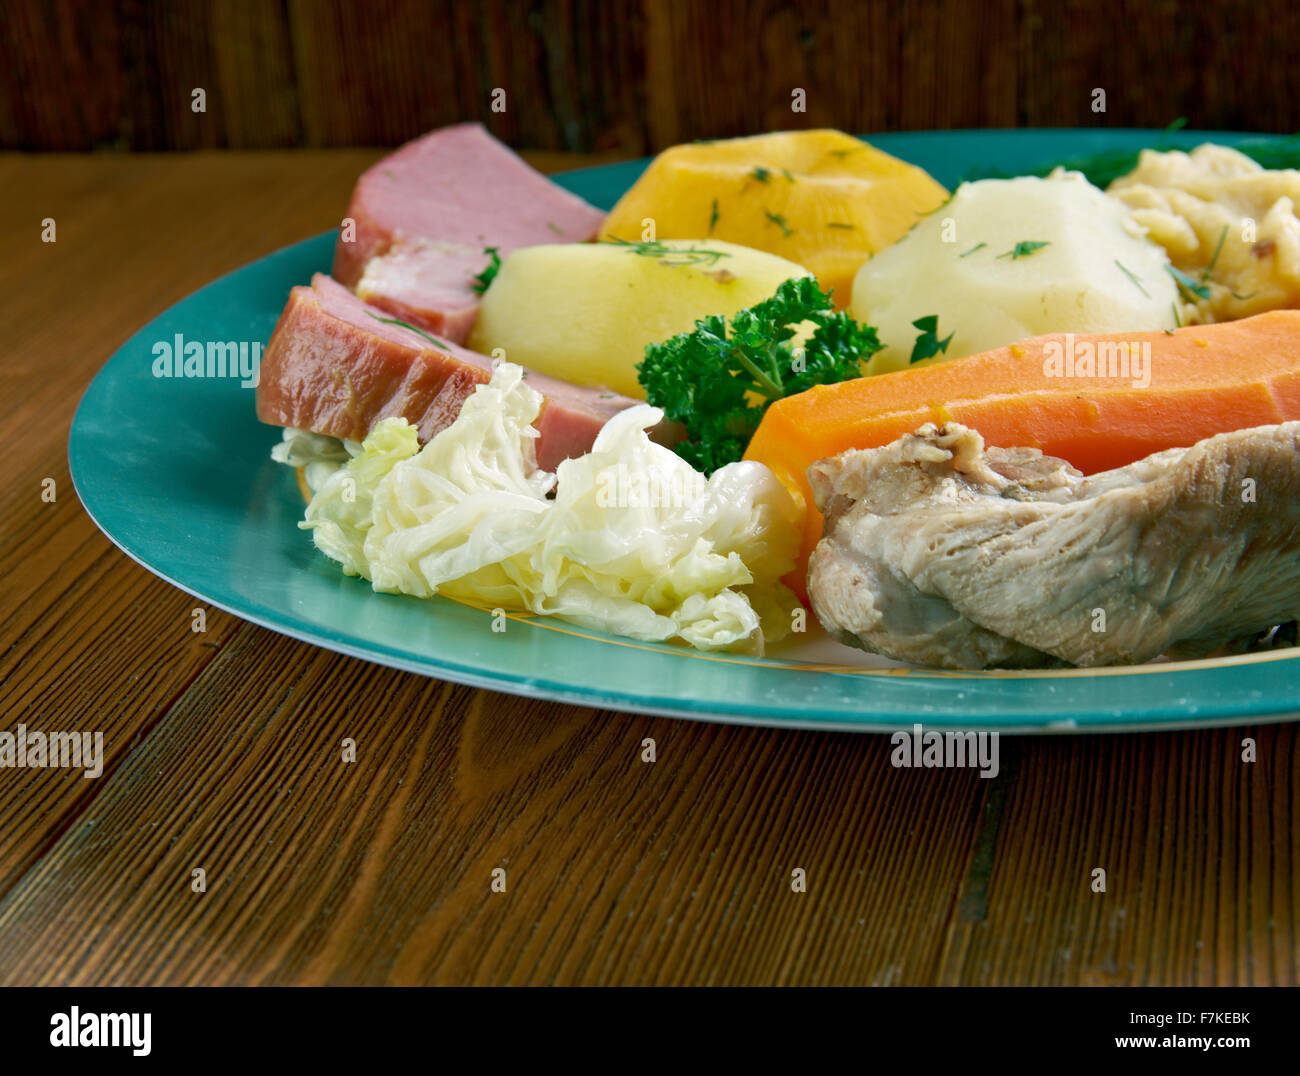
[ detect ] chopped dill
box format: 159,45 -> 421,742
764,210 -> 795,237
366,312 -> 449,350
1114,259 -> 1151,297
1202,225 -> 1229,283
600,236 -> 732,267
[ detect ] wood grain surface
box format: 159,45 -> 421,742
5,0 -> 1300,154
0,150 -> 1296,986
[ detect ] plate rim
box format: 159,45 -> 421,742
67,127 -> 1300,734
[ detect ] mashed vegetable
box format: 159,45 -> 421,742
301,363 -> 801,653
1108,144 -> 1300,323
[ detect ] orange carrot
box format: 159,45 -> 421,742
745,310 -> 1300,603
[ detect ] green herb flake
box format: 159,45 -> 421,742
750,166 -> 772,184
366,312 -> 449,350
958,242 -> 987,258
826,221 -> 856,230
1170,302 -> 1183,329
1114,259 -> 1150,298
763,210 -> 795,238
546,221 -> 565,235
909,315 -> 955,365
600,236 -> 732,267
996,240 -> 1051,261
471,247 -> 502,295
708,198 -> 719,234
1202,225 -> 1229,283
1166,264 -> 1211,302
782,168 -> 796,182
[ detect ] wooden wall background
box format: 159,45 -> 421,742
3,0 -> 1299,154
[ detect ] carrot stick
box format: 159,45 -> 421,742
745,310 -> 1300,603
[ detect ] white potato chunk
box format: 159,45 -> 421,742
850,173 -> 1179,373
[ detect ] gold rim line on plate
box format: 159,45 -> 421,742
298,469 -> 1299,680
435,592 -> 1300,680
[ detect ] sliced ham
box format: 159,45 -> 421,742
256,274 -> 641,473
355,238 -> 483,344
333,123 -> 606,342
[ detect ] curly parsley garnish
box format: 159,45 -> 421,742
637,277 -> 881,473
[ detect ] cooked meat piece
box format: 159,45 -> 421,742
332,123 -> 606,339
354,237 -> 484,345
807,422 -> 1300,668
256,274 -> 645,473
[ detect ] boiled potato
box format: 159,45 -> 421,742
851,172 -> 1180,374
468,239 -> 810,398
602,129 -> 948,309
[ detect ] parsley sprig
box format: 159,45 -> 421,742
637,277 -> 881,473
909,315 -> 955,364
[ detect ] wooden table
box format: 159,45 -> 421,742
0,151 -> 1295,986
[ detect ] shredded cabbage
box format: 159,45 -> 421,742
301,363 -> 801,652
271,427 -> 362,492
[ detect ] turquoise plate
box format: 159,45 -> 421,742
69,129 -> 1300,733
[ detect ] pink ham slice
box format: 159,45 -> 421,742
334,123 -> 606,343
256,274 -> 640,473
354,238 -> 484,344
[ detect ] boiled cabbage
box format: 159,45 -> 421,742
301,363 -> 801,653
